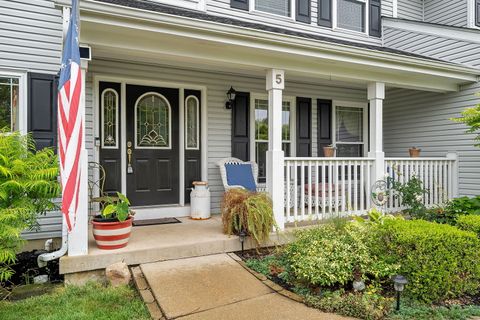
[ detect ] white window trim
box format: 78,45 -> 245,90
467,0 -> 480,29
249,93 -> 297,163
333,0 -> 370,36
0,70 -> 27,134
100,88 -> 119,149
134,92 -> 172,150
331,100 -> 368,157
249,0 -> 296,20
185,95 -> 200,150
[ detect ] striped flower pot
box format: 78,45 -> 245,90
92,216 -> 133,250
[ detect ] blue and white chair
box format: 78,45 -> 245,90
217,157 -> 263,192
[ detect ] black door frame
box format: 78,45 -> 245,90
95,77 -> 206,209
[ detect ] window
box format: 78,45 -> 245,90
253,97 -> 294,181
101,89 -> 119,149
185,95 -> 199,150
255,0 -> 292,17
0,77 -> 20,131
337,0 -> 366,33
135,93 -> 171,149
333,102 -> 367,157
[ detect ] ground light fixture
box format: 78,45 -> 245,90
225,86 -> 237,109
239,230 -> 247,253
392,275 -> 408,311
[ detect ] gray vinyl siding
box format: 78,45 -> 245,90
384,82 -> 480,197
85,59 -> 367,213
424,0 -> 468,27
206,0 -> 382,45
382,0 -> 395,17
383,26 -> 480,69
0,0 -> 62,74
397,0 -> 423,21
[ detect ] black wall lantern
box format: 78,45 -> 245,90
225,86 -> 237,109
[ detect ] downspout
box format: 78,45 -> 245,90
38,218 -> 68,268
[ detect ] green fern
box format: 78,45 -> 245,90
0,129 -> 60,283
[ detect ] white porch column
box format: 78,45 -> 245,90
266,69 -> 285,230
68,60 -> 89,256
367,82 -> 385,185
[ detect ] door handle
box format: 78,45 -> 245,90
127,141 -> 133,174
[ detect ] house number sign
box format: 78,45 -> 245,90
266,69 -> 285,91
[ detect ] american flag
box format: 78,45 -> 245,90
58,0 -> 83,232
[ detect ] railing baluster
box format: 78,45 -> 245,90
322,162 -> 326,219
285,160 -> 291,222
334,161 -> 339,217
353,161 -> 358,214
360,161 -> 365,214
341,161 -> 346,214
347,161 -> 352,215
429,161 -> 433,207
300,161 -> 305,221
315,160 -> 319,220
328,161 -> 333,219
308,161 -> 312,218
293,160 -> 298,222
366,161 -> 371,211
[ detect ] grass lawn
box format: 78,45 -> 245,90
0,283 -> 150,320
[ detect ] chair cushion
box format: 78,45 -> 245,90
225,163 -> 256,192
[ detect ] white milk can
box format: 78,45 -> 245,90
190,181 -> 211,220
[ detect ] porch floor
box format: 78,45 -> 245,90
60,216 -> 293,275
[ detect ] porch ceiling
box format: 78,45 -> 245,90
75,2 -> 480,92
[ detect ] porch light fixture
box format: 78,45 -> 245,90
392,275 -> 408,311
239,229 -> 247,253
225,86 -> 237,109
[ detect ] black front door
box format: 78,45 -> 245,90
126,85 -> 179,206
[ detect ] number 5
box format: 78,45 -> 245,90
276,74 -> 283,85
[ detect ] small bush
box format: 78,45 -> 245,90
221,189 -> 276,245
304,290 -> 393,320
283,224 -> 397,288
448,196 -> 480,215
371,219 -> 480,302
456,215 -> 480,236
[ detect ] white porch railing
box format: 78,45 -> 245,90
284,157 -> 375,223
282,155 -> 459,223
384,155 -> 458,212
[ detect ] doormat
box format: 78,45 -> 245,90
133,217 -> 181,227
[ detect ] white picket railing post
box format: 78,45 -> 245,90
266,69 -> 285,230
446,152 -> 459,198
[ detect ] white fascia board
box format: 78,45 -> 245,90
57,0 -> 479,84
384,18 -> 480,44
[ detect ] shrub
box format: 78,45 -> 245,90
304,290 -> 393,320
456,215 -> 480,236
221,189 -> 276,245
0,131 -> 59,282
388,175 -> 428,218
283,223 -> 397,288
424,196 -> 480,225
370,219 -> 480,302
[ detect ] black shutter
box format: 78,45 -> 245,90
296,97 -> 312,157
317,99 -> 332,156
476,0 -> 480,27
296,0 -> 311,23
28,73 -> 58,152
318,0 -> 332,27
232,92 -> 250,161
231,0 -> 249,10
369,0 -> 382,37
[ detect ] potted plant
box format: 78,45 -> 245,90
409,147 -> 421,158
92,192 -> 134,250
323,144 -> 336,157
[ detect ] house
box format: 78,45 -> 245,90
1,0 -> 479,274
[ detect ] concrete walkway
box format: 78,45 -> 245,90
140,253 -> 349,320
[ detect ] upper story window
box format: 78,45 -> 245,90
337,0 -> 366,33
255,0 -> 291,17
0,77 -> 20,132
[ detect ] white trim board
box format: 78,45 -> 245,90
93,74 -> 208,214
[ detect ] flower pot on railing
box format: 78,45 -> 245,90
323,146 -> 336,157
409,147 -> 421,158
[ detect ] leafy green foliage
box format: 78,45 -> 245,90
0,282 -> 150,320
424,196 -> 480,225
354,208 -> 401,225
388,300 -> 480,320
0,131 -> 59,282
451,99 -> 480,147
304,289 -> 393,320
283,223 -> 398,287
101,192 -> 131,222
388,175 -> 428,218
370,219 -> 480,302
221,189 -> 276,245
456,215 -> 480,236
